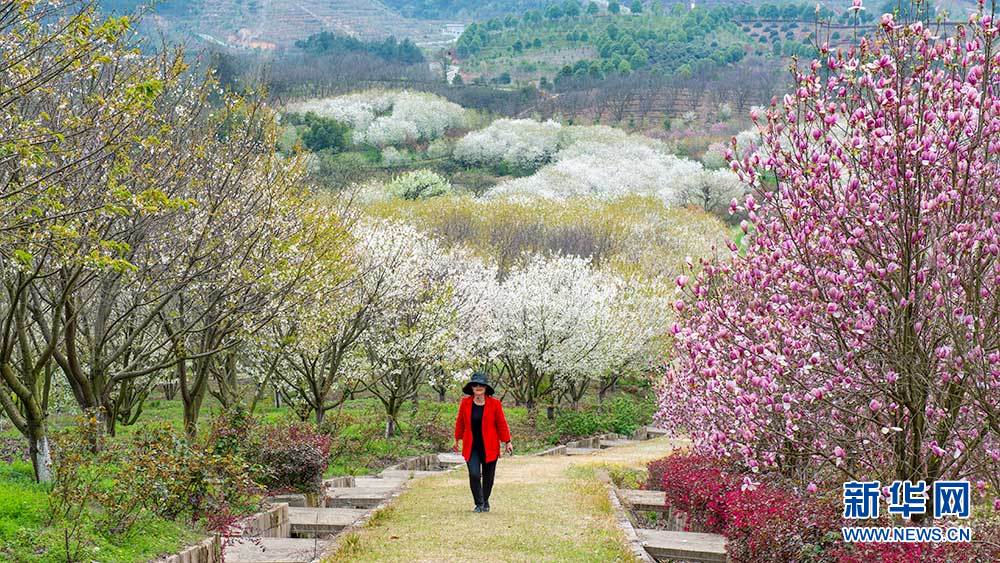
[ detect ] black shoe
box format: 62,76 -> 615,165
483,502 -> 490,512
473,505 -> 483,512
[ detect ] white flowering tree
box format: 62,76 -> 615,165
233,206 -> 356,423
453,118 -> 563,172
487,137 -> 704,204
386,170 -> 452,200
593,277 -> 672,403
485,255 -> 616,419
286,90 -> 468,148
676,168 -> 745,216
346,220 -> 460,437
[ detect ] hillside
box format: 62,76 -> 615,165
96,0 -> 985,51
97,0 -> 465,48
380,0 -> 982,20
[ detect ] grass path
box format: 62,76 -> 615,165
325,437 -> 687,563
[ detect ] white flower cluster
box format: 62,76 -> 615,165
286,90 -> 468,148
449,254 -> 669,392
385,169 -> 452,200
486,136 -> 702,204
473,124 -> 746,209
453,118 -> 564,171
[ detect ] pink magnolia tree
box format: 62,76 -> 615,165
658,8 -> 1000,499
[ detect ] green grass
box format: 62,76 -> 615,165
0,461 -> 201,562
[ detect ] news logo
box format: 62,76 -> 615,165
840,479 -> 973,543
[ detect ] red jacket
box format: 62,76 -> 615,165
454,396 -> 511,463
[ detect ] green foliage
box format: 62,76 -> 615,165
50,418 -> 261,533
554,396 -> 654,440
386,169 -> 452,200
284,112 -> 351,153
295,32 -> 425,64
556,409 -> 603,438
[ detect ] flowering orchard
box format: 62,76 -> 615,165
285,90 -> 469,148
658,9 -> 1000,500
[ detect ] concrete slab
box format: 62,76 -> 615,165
637,529 -> 727,563
565,447 -> 601,456
379,469 -> 441,479
600,439 -> 635,449
225,537 -> 328,563
266,494 -> 307,508
437,452 -> 465,467
352,476 -> 406,489
644,426 -> 670,437
324,487 -> 392,509
619,489 -> 668,512
288,507 -> 366,538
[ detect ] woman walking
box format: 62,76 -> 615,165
453,372 -> 513,512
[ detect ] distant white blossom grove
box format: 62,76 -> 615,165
285,90 -> 469,148
460,121 -> 743,206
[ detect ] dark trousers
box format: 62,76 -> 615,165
467,447 -> 497,506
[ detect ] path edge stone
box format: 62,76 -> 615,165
595,469 -> 656,563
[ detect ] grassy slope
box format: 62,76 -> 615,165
326,436 -> 686,562
0,462 -> 200,562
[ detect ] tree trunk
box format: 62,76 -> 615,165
315,406 -> 325,426
183,401 -> 200,441
384,417 -> 397,439
163,381 -> 178,400
546,405 -> 556,420
437,387 -> 446,402
28,425 -> 53,483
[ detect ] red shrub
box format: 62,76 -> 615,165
829,534 -> 1000,563
647,454 -> 740,532
254,423 -> 332,494
644,453 -> 1000,563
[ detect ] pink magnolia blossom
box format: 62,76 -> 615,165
657,9 -> 1000,491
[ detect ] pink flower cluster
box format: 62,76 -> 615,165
657,11 -> 1000,490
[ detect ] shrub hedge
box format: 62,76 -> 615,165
644,453 -> 1000,562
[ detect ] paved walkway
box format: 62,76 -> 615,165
323,436 -> 686,562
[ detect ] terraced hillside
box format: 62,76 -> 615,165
103,0 -> 465,48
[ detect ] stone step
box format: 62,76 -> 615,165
322,475 -> 355,488
645,426 -> 670,438
224,537 -> 329,563
619,489 -> 668,512
288,507 -> 366,538
600,438 -> 635,449
437,452 -> 465,467
352,476 -> 406,489
637,529 -> 727,563
379,469 -> 442,479
565,447 -> 601,456
324,487 -> 393,509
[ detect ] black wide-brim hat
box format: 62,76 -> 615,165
462,371 -> 495,396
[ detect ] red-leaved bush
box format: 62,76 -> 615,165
645,454 -> 738,532
646,454 -> 1000,562
254,423 -> 332,494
